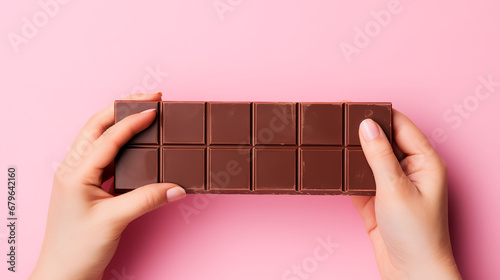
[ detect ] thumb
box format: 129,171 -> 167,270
358,119 -> 410,198
106,183 -> 186,225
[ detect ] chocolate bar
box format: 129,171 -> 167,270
114,101 -> 392,195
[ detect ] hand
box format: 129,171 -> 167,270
30,93 -> 186,280
351,110 -> 462,280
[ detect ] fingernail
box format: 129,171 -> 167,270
166,186 -> 186,203
140,108 -> 156,114
360,119 -> 380,142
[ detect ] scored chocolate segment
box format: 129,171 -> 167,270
208,102 -> 251,145
162,147 -> 205,191
346,103 -> 392,146
114,101 -> 392,195
254,103 -> 296,145
254,148 -> 296,191
345,148 -> 376,194
300,103 -> 343,145
208,148 -> 251,190
115,147 -> 159,190
163,102 -> 205,144
115,101 -> 159,144
300,148 -> 343,191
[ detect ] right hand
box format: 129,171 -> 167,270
351,110 -> 462,280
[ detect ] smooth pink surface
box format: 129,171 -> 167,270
1,1 -> 499,279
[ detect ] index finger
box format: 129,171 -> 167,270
392,109 -> 436,157
80,108 -> 158,180
72,92 -> 162,147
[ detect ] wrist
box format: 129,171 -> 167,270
407,253 -> 461,280
29,259 -> 80,280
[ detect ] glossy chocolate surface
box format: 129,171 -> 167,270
162,102 -> 205,144
300,148 -> 343,191
208,102 -> 251,145
254,148 -> 296,191
300,103 -> 343,145
115,101 -> 159,144
162,147 -> 205,190
209,148 -> 251,190
254,103 -> 296,145
115,147 -> 159,190
345,148 -> 376,193
114,101 -> 392,195
346,102 -> 392,146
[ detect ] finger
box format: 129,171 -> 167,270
350,196 -> 377,234
392,109 -> 435,157
122,92 -> 162,101
83,108 -> 157,171
391,110 -> 447,195
73,92 -> 162,146
71,104 -> 114,148
359,119 -> 413,198
351,196 -> 386,260
104,183 -> 186,225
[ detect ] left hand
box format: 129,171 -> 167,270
30,93 -> 186,280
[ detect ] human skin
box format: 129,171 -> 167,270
30,93 -> 186,280
30,95 -> 461,279
352,111 -> 462,279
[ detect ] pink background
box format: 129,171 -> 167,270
1,1 -> 499,279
